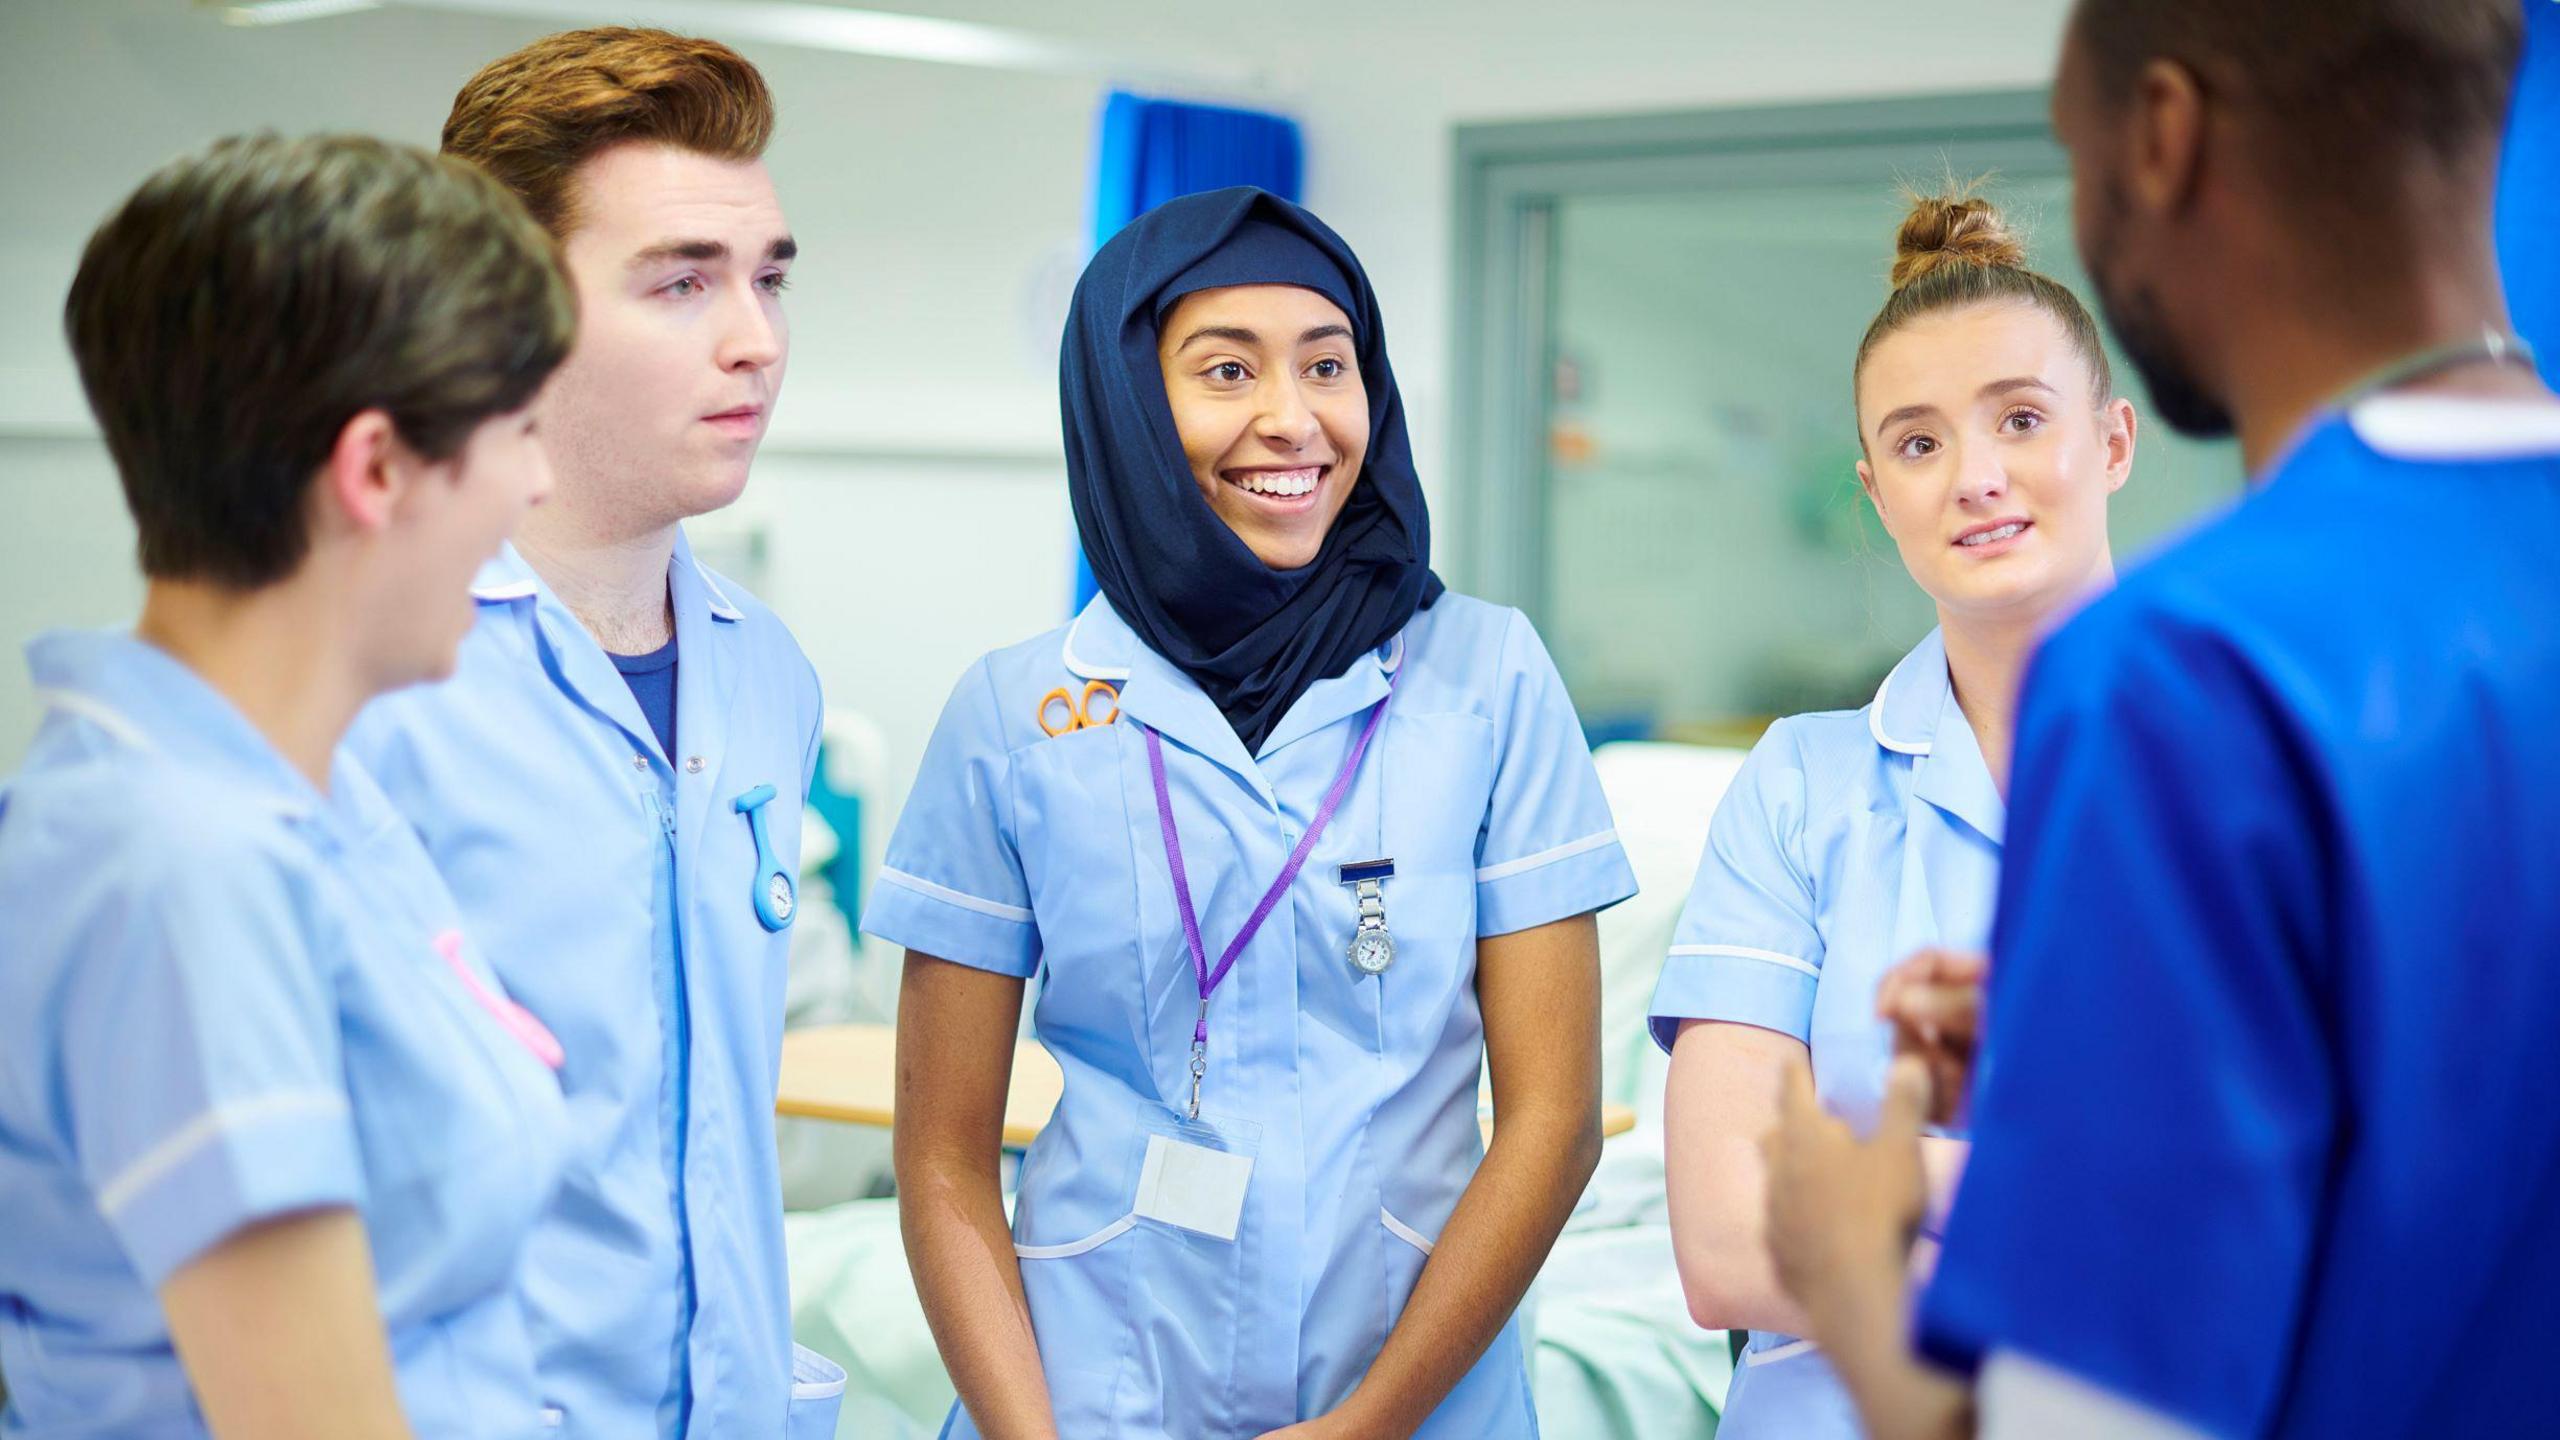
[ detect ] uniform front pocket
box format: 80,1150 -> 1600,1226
1013,1165 -> 1142,1435
1126,1112 -> 1260,1436
1012,1109 -> 1262,1437
1380,1206 -> 1437,1324
786,1343 -> 847,1440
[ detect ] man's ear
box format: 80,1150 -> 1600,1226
315,409 -> 403,538
2130,58 -> 2209,219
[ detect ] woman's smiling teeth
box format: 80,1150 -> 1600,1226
1227,465 -> 1323,498
1958,521 -> 2028,547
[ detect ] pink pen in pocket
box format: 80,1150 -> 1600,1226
434,929 -> 566,1071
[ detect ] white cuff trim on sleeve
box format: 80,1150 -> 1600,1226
877,865 -> 1036,924
1475,828 -> 1619,883
97,1091 -> 350,1217
1667,943 -> 1820,980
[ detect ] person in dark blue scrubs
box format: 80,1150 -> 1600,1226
1751,3 -> 2560,1437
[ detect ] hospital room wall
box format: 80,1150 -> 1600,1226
0,0 -> 1096,790
0,1 -> 2063,828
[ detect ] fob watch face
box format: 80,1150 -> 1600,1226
1348,928 -> 1395,975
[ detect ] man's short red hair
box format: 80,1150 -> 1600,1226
442,26 -> 774,236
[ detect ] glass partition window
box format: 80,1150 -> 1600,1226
1457,100 -> 2243,744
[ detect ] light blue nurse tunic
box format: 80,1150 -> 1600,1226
0,630 -> 569,1437
1645,627 -> 2001,1440
346,530 -> 845,1439
864,591 -> 1637,1439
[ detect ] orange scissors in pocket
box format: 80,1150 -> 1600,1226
1038,678 -> 1121,736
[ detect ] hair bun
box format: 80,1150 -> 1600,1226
1890,193 -> 2026,289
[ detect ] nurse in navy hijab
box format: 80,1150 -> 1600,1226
867,186 -> 1639,1438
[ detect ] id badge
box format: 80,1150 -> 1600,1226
1133,1126 -> 1254,1242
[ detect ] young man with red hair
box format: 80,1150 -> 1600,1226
351,29 -> 842,1438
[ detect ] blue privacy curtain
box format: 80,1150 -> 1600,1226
2499,0 -> 2560,375
1072,91 -> 1304,612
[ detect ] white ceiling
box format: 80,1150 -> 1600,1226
841,0 -> 2069,112
197,0 -> 2074,116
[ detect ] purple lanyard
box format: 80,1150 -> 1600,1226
1143,674 -> 1397,1119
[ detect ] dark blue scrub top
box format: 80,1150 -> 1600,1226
1916,410 -> 2560,1439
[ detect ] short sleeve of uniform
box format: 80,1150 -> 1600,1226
1472,609 -> 1639,938
1646,721 -> 1823,1052
862,656 -> 1039,977
796,648 -> 827,801
1915,596 -> 2335,1439
61,837 -> 365,1287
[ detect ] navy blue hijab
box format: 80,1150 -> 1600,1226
1062,187 -> 1442,756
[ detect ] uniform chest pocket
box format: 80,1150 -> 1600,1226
332,944 -> 554,1318
320,838 -> 530,1192
1350,711 -> 1496,1046
1011,727 -> 1144,983
1368,711 -> 1496,882
725,781 -> 802,933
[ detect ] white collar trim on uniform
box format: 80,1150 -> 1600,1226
30,685 -> 156,752
1867,629 -> 1948,757
1868,674 -> 1930,755
31,682 -> 317,822
468,555 -> 539,603
692,558 -> 747,622
2348,393 -> 2560,461
1061,602 -> 1132,682
466,538 -> 746,621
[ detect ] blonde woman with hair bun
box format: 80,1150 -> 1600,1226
1644,186 -> 2138,1440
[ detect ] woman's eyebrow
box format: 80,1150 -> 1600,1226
1174,323 -> 1355,352
1875,378 -> 2061,438
1175,325 -> 1260,351
1875,401 -> 1941,438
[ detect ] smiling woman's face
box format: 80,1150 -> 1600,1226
1156,284 -> 1369,571
1855,300 -> 2135,623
